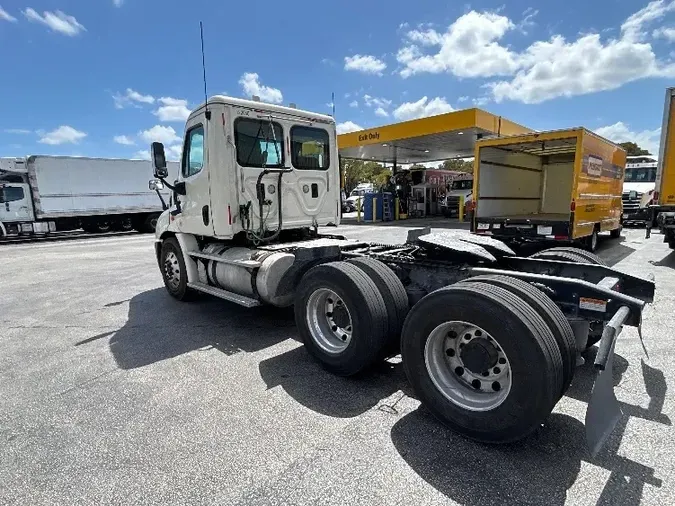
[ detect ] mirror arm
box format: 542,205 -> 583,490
155,189 -> 168,211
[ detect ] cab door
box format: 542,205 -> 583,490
0,183 -> 34,222
174,118 -> 213,236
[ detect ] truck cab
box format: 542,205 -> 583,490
442,173 -> 473,217
153,95 -> 340,242
0,157 -> 37,237
622,155 -> 658,225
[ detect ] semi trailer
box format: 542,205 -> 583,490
0,155 -> 178,238
149,95 -> 655,454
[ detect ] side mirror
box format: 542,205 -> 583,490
149,179 -> 165,191
151,142 -> 168,178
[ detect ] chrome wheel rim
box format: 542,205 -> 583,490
164,251 -> 181,290
305,288 -> 353,354
424,321 -> 512,412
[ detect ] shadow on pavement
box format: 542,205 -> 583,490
391,405 -> 661,506
651,250 -> 675,268
259,349 -> 407,418
76,288 -> 296,370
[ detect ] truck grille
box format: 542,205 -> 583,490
622,192 -> 642,212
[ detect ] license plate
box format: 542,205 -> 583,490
477,223 -> 490,230
537,226 -> 553,235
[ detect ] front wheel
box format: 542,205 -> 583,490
160,237 -> 196,301
585,228 -> 599,252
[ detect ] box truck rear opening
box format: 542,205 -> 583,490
473,129 -> 624,252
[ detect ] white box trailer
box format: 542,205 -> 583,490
0,155 -> 179,237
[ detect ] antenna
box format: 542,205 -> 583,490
200,21 -> 211,120
331,92 -> 335,118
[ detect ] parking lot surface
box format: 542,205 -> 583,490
1,225 -> 673,505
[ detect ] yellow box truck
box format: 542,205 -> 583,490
652,87 -> 675,248
472,128 -> 625,252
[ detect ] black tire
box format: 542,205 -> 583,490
610,226 -> 622,239
585,228 -> 599,252
401,282 -> 563,443
459,274 -> 576,396
160,237 -> 196,301
118,217 -> 134,232
143,213 -> 160,233
530,247 -> 607,266
347,257 -> 409,353
294,261 -> 389,376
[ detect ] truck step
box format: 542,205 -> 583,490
187,282 -> 261,307
188,251 -> 261,268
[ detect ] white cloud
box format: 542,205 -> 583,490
39,126 -> 87,145
4,128 -> 31,134
363,95 -> 392,109
336,121 -> 364,134
594,122 -> 661,156
153,97 -> 191,122
374,107 -> 389,118
344,54 -> 387,75
654,26 -> 675,40
622,0 -> 675,40
166,144 -> 183,161
113,88 -> 155,109
239,72 -> 283,104
23,8 -> 85,36
457,96 -> 469,102
0,6 -> 17,22
139,125 -> 180,145
113,0 -> 124,6
397,3 -> 675,104
134,150 -> 150,160
393,96 -> 454,121
113,135 -> 135,146
397,11 -> 519,78
488,34 -> 675,104
349,100 -> 359,108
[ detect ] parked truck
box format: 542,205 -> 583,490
650,87 -> 675,248
148,95 -> 655,455
472,128 -> 624,252
0,155 -> 178,238
622,155 -> 658,226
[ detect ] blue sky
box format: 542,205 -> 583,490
1,0 -> 674,160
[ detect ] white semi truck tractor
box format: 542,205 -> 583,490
150,95 -> 656,454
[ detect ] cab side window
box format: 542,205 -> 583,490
182,125 -> 204,178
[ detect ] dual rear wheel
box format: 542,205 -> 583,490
295,258 -> 577,444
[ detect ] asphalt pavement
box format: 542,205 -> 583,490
0,225 -> 673,505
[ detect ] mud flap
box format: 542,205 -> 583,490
585,306 -> 630,456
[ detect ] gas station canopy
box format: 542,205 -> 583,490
338,108 -> 531,164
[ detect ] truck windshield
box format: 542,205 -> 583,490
624,167 -> 657,182
451,179 -> 473,190
0,186 -> 25,203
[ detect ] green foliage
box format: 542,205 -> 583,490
618,142 -> 651,156
341,159 -> 392,192
439,158 -> 474,173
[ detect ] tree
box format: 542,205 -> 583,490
618,142 -> 651,156
340,159 -> 392,192
439,158 -> 474,173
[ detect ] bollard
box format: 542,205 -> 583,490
458,195 -> 465,222
373,197 -> 378,222
395,197 -> 400,221
357,200 -> 361,222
